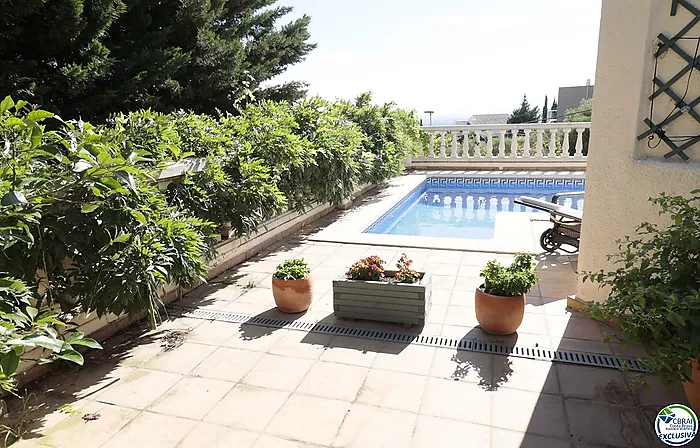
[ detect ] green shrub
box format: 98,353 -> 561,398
584,190 -> 700,386
292,97 -> 365,205
0,96 -> 215,329
0,276 -> 102,396
221,100 -> 315,211
337,93 -> 420,184
480,253 -> 538,296
274,259 -> 310,280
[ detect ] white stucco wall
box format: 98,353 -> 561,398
577,0 -> 700,302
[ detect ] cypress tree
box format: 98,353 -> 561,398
0,0 -> 315,119
542,95 -> 549,123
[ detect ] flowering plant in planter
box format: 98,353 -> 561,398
394,253 -> 420,283
345,255 -> 385,281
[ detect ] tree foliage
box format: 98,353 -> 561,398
0,0 -> 316,120
565,98 -> 593,123
507,94 -> 540,124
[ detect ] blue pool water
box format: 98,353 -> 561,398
364,178 -> 584,239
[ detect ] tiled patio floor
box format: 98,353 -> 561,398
5,216 -> 690,448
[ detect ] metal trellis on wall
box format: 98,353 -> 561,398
637,0 -> 700,161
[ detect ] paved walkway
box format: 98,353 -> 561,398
5,221 -> 689,447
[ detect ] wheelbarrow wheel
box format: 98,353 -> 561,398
540,228 -> 562,252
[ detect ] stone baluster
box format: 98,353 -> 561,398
474,131 -> 483,158
510,129 -> 518,158
451,132 -> 458,158
548,128 -> 557,158
486,131 -> 494,160
498,130 -> 506,158
535,130 -> 544,158
439,133 -> 447,158
562,128 -> 571,157
429,132 -> 435,158
523,129 -> 531,158
574,128 -> 585,159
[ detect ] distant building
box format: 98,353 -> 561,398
455,114 -> 510,126
557,80 -> 594,122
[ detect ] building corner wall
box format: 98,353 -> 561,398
576,0 -> 700,302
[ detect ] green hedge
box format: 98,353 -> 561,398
0,93 -> 419,338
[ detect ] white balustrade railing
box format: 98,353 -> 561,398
413,122 -> 591,165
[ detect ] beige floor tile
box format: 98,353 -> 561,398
101,412 -> 196,448
449,289 -> 476,307
555,338 -> 612,354
187,282 -> 247,301
556,364 -> 633,405
222,301 -> 275,315
426,250 -> 463,264
431,274 -> 456,289
149,377 -> 234,419
629,374 -> 689,407
411,415 -> 490,448
566,398 -> 650,447
457,264 -> 482,278
430,288 -> 452,305
269,330 -> 332,360
372,343 -> 436,376
420,378 -> 492,425
177,295 -> 236,311
311,265 -> 345,279
516,313 -> 549,335
143,342 -> 216,374
34,402 -> 138,448
548,316 -> 604,342
235,288 -> 278,307
539,298 -> 573,316
425,304 -> 447,324
492,388 -> 568,438
242,354 -> 314,391
296,361 -> 368,401
333,404 -> 416,448
98,369 -> 182,409
253,435 -> 323,448
222,323 -> 286,352
356,370 -> 426,412
204,384 -> 289,431
493,356 -> 559,394
454,276 -> 482,291
152,317 -> 203,333
302,244 -> 342,255
319,335 -> 382,367
117,339 -> 169,368
460,252 -> 496,266
187,320 -> 244,346
267,394 -> 350,446
491,428 -> 570,448
444,305 -> 480,327
238,260 -> 280,274
191,346 -> 264,382
429,348 -> 492,386
425,263 -> 460,276
179,422 -> 258,448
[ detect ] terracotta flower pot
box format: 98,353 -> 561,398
272,276 -> 313,313
683,359 -> 700,412
474,287 -> 525,335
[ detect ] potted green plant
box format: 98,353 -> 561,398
333,254 -> 432,326
272,259 -> 313,313
583,190 -> 700,411
475,253 -> 538,335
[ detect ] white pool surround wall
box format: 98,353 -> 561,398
576,0 -> 700,303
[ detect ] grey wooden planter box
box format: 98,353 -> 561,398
332,271 -> 432,326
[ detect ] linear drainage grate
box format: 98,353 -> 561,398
166,305 -> 650,373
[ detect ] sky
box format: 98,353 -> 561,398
270,0 -> 602,125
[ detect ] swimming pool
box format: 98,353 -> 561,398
364,177 -> 584,239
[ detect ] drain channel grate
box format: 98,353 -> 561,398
166,305 -> 650,373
